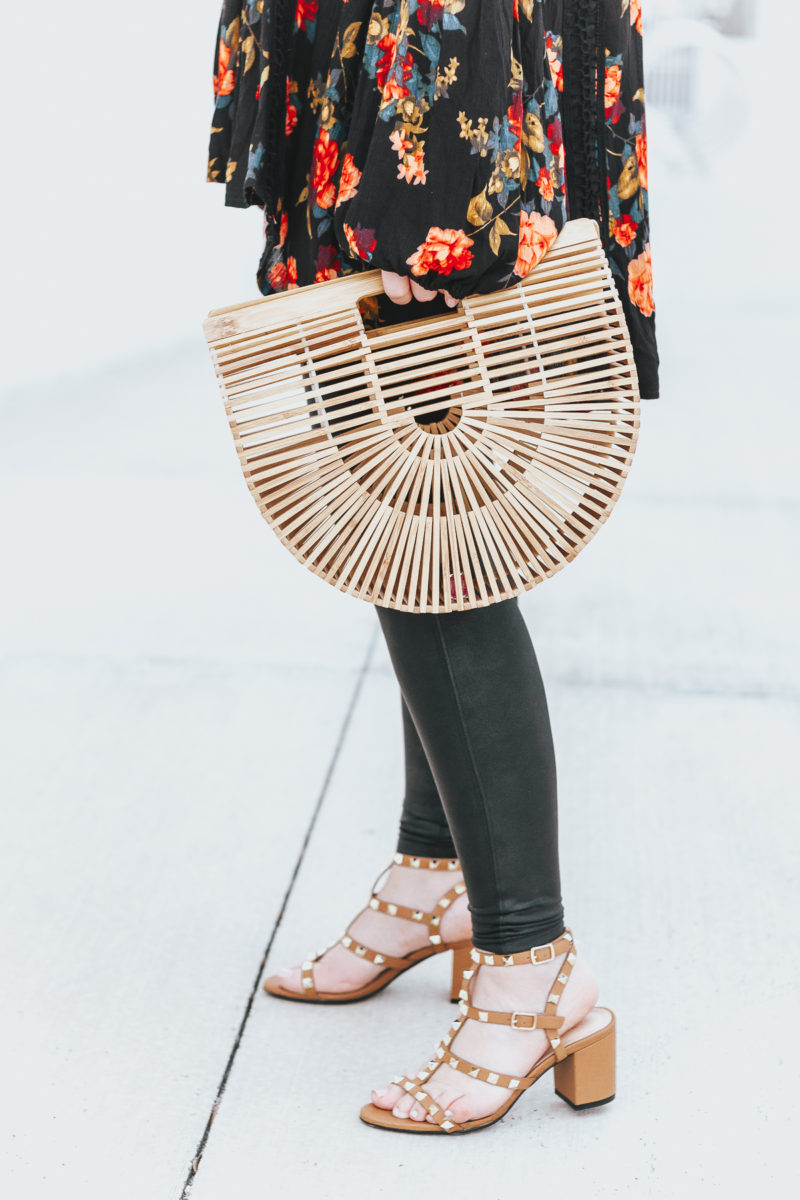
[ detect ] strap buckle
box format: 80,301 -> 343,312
531,943 -> 556,964
510,1011 -> 539,1030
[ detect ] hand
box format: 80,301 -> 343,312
380,270 -> 459,308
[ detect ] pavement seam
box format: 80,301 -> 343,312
178,624 -> 379,1199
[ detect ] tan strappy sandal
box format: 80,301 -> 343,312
359,927 -> 616,1133
263,852 -> 473,1004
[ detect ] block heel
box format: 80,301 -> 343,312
450,944 -> 473,1002
553,1015 -> 616,1109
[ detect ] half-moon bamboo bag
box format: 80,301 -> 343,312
203,218 -> 640,613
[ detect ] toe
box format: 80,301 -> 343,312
446,1095 -> 473,1124
371,1084 -> 402,1110
391,1093 -> 415,1119
409,1103 -> 427,1122
275,966 -> 303,993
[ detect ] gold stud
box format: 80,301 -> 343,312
369,898 -> 379,909
558,972 -> 568,983
439,897 -> 451,908
412,910 -> 423,921
551,1037 -> 561,1047
302,978 -> 313,989
429,934 -> 442,945
374,954 -> 385,964
487,1073 -> 499,1085
548,992 -> 559,1003
429,1104 -> 438,1114
442,1120 -> 454,1130
478,1010 -> 488,1021
567,952 -> 576,963
468,1067 -> 480,1077
448,1057 -> 459,1068
470,949 -> 480,963
393,853 -> 404,864
436,1047 -> 445,1059
342,936 -> 352,947
455,884 -> 466,895
509,1079 -> 520,1089
403,1081 -> 414,1091
448,861 -> 458,869
429,860 -> 439,869
356,945 -> 367,956
410,857 -> 421,868
387,903 -> 398,916
431,915 -> 440,925
503,955 -> 515,966
485,955 -> 495,966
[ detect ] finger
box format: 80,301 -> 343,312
409,278 -> 439,303
441,290 -> 459,308
381,270 -> 412,305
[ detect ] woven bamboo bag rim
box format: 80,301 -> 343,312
204,218 -> 640,613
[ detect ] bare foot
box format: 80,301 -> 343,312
274,863 -> 472,995
370,941 -> 599,1124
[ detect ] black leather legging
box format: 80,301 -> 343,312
375,597 -> 565,954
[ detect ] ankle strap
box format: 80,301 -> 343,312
392,853 -> 461,871
469,929 -> 574,966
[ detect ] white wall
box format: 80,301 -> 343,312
1,2 -> 264,391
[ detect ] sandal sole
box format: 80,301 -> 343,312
263,940 -> 472,1004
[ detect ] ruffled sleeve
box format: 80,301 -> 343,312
207,2 -> 294,215
333,0 -> 566,299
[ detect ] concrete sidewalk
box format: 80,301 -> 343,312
2,127 -> 798,1200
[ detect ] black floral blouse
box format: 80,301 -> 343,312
208,0 -> 659,398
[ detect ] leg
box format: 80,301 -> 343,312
397,695 -> 458,859
371,597 -> 600,1125
376,596 -> 564,952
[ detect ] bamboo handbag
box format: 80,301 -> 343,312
203,217 -> 640,613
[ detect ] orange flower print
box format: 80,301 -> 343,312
630,0 -> 643,35
635,130 -> 648,191
214,39 -> 235,97
397,149 -> 428,185
311,128 -> 339,209
628,244 -> 654,317
507,94 -> 523,153
376,34 -> 412,98
285,78 -> 298,137
314,245 -> 341,282
604,64 -> 622,116
268,260 -> 288,291
336,153 -> 362,207
295,0 -> 318,32
536,167 -> 554,202
546,34 -> 563,92
513,210 -> 558,278
343,222 -> 377,261
287,256 -> 298,287
406,227 -> 475,277
390,129 -> 413,157
279,212 -> 289,246
612,214 -> 639,247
